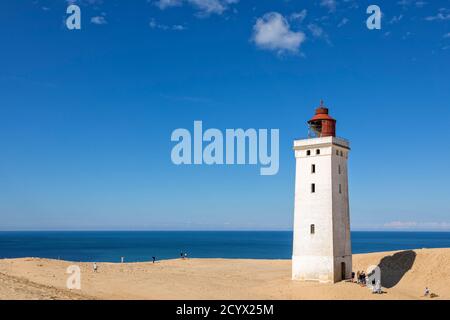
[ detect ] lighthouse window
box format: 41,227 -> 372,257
338,165 -> 341,174
306,150 -> 311,156
339,184 -> 342,194
310,224 -> 315,234
316,149 -> 321,155
311,183 -> 316,193
336,150 -> 339,156
340,151 -> 343,157
311,164 -> 316,173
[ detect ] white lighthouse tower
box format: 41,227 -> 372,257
292,101 -> 352,283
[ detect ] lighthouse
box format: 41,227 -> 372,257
292,101 -> 352,283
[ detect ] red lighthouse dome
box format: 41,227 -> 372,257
307,100 -> 336,137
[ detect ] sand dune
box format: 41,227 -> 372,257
0,248 -> 449,300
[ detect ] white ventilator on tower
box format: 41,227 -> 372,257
292,101 -> 352,283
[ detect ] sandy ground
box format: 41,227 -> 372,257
0,248 -> 449,300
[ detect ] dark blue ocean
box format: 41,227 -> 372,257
1,231 -> 450,262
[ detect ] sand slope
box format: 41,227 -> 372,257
0,248 -> 449,300
0,272 -> 92,300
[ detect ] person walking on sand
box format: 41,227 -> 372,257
424,287 -> 430,297
356,271 -> 361,284
360,272 -> 366,286
184,252 -> 188,259
152,256 -> 156,264
375,280 -> 382,294
93,262 -> 98,273
180,252 -> 184,259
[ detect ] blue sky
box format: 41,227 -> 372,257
0,0 -> 449,231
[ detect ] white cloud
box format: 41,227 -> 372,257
444,33 -> 450,38
384,221 -> 418,228
320,0 -> 337,12
308,23 -> 324,37
153,0 -> 238,16
397,0 -> 427,8
154,0 -> 183,10
290,9 -> 307,22
149,18 -> 186,31
384,221 -> 450,230
337,17 -> 349,27
389,14 -> 403,24
397,0 -> 411,6
415,1 -> 427,8
172,24 -> 187,31
91,16 -> 107,25
252,12 -> 306,55
149,18 -> 162,29
425,8 -> 450,21
189,0 -> 226,15
343,0 -> 359,9
307,23 -> 332,45
66,0 -> 103,5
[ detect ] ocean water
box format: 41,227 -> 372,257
0,231 -> 450,262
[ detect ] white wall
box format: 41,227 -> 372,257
292,137 -> 351,283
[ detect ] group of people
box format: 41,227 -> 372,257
424,287 -> 438,298
353,271 -> 367,285
91,255 -> 159,273
90,251 -> 191,273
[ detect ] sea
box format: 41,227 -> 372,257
1,231 -> 450,262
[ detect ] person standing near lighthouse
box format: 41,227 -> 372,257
292,101 -> 352,283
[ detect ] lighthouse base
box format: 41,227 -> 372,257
292,255 -> 352,283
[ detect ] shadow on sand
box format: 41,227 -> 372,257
377,250 -> 416,288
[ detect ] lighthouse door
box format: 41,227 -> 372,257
341,262 -> 346,280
